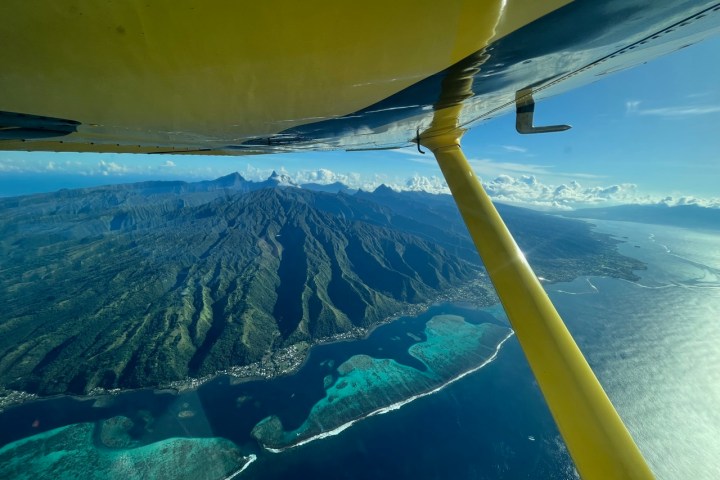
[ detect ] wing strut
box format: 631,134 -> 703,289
420,131 -> 654,479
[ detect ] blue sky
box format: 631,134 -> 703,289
1,35 -> 719,209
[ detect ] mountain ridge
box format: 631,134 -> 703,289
0,185 -> 478,395
0,173 -> 646,396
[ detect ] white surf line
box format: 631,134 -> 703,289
265,330 -> 516,453
648,233 -> 672,253
667,252 -> 720,276
615,277 -> 720,291
555,278 -> 599,295
223,454 -> 257,479
647,232 -> 720,274
616,277 -> 675,290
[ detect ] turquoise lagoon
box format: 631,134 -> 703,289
0,303 -> 517,479
251,315 -> 512,450
0,417 -> 256,480
2,220 -> 719,479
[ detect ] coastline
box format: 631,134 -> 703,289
224,454 -> 258,480
0,244 -> 643,415
0,275 -> 495,413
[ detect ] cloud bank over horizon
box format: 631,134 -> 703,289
238,166 -> 720,210
2,155 -> 719,210
373,174 -> 719,210
255,167 -> 717,210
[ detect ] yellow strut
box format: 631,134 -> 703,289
421,133 -> 654,479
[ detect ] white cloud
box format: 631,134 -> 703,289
2,154 -> 718,210
402,175 -> 448,194
626,100 -> 720,117
502,145 -> 528,153
660,195 -> 720,208
468,158 -> 603,181
1,156 -> 84,174
684,92 -> 713,100
293,168 -> 362,186
0,153 -> 231,179
98,160 -> 129,176
625,100 -> 641,114
0,159 -> 24,173
481,175 -> 645,210
240,165 -> 368,189
272,168 -> 642,209
236,167 -> 719,210
371,173 -> 662,210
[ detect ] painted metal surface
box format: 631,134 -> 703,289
2,1 -> 719,154
427,137 -> 654,480
0,0 -> 514,152
415,27 -> 654,474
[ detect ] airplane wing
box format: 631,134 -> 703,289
3,2 -> 720,479
1,0 -> 718,155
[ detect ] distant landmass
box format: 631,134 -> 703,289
563,204 -> 720,231
299,181 -> 357,195
0,173 -> 644,396
355,185 -> 645,282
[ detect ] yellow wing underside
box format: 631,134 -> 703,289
2,1 -> 718,155
0,0 -> 573,154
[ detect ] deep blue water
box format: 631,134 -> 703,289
0,308 -> 571,479
1,220 -> 719,479
0,174 -> 166,197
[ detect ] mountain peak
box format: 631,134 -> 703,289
373,184 -> 395,194
0,184 -> 478,393
267,171 -> 297,187
215,172 -> 247,185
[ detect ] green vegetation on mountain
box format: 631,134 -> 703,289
0,175 -> 644,396
0,181 -> 475,395
357,186 -> 645,282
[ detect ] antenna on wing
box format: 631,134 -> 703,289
515,90 -> 571,134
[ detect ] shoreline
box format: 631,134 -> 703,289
0,275 -> 494,413
223,454 -> 257,479
262,329 -> 516,453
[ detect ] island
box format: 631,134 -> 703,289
251,314 -> 513,450
0,174 -> 643,402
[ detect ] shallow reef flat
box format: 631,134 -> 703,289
252,314 -> 512,450
0,416 -> 255,480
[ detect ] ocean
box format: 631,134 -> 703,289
547,220 -> 720,480
1,219 -> 718,479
